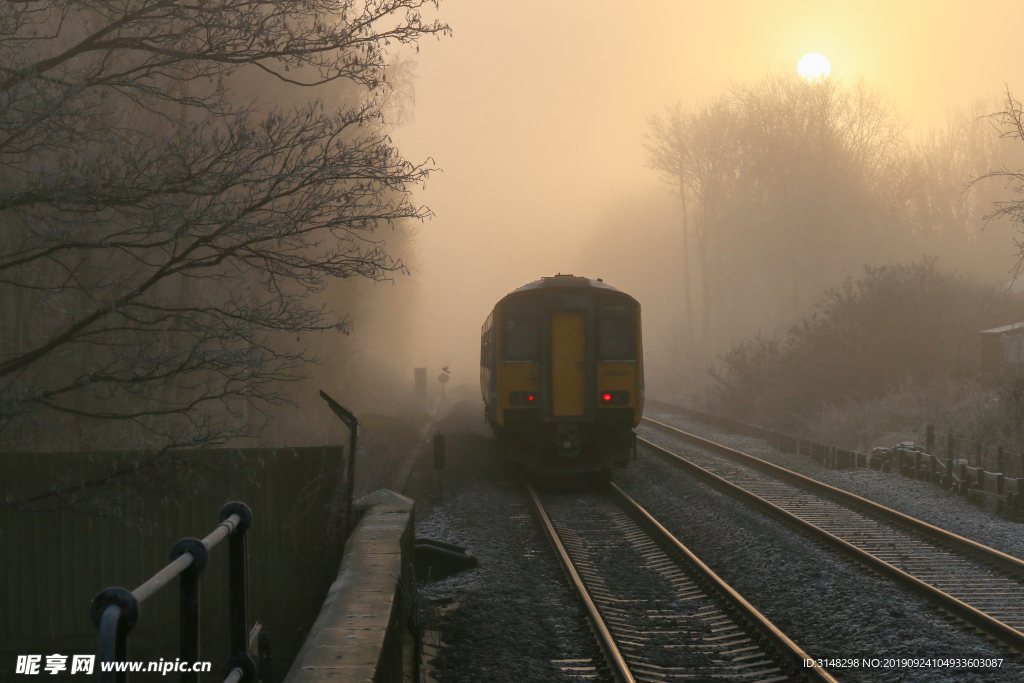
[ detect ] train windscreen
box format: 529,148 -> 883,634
599,303 -> 636,360
503,318 -> 539,360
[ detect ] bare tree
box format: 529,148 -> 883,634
970,88 -> 1024,277
645,95 -> 740,365
731,72 -> 905,318
644,106 -> 695,364
0,0 -> 449,477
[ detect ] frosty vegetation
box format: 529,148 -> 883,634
583,72 -> 1024,447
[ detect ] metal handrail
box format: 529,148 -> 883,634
131,513 -> 240,602
90,502 -> 260,683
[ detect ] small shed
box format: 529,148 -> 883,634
979,322 -> 1024,374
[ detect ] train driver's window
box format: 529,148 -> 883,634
599,306 -> 635,360
504,319 -> 538,361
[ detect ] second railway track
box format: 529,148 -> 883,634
525,480 -> 835,683
640,416 -> 1024,654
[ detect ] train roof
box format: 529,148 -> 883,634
500,274 -> 637,302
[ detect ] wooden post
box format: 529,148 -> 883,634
998,446 -> 1005,476
926,424 -> 935,455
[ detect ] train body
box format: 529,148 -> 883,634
480,275 -> 643,475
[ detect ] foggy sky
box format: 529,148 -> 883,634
394,0 -> 1024,384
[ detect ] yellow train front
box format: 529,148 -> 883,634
480,275 -> 643,475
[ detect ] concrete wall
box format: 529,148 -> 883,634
284,489 -> 416,683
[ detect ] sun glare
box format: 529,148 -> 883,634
797,53 -> 831,81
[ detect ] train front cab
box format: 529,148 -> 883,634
481,280 -> 643,475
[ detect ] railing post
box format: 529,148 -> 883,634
926,424 -> 935,454
170,538 -> 209,682
90,588 -> 140,683
220,502 -> 256,683
318,391 -> 359,533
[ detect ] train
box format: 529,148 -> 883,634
480,274 -> 644,476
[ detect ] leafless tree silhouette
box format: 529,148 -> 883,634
0,1 -> 449,470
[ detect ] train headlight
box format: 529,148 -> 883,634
600,391 -> 629,405
508,391 -> 538,406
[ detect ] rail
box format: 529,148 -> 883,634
524,481 -> 633,683
646,399 -> 1024,519
640,418 -> 1024,651
526,479 -> 836,683
607,482 -> 834,682
90,501 -> 265,683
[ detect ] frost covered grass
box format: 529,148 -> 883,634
800,379 -> 1024,453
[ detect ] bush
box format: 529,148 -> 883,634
802,379 -> 1020,452
710,259 -> 1024,429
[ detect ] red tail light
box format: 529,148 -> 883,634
509,391 -> 538,406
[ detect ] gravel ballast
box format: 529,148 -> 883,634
645,410 -> 1024,562
400,398 -> 1024,682
403,400 -> 606,683
615,412 -> 1024,682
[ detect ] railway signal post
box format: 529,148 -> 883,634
438,369 -> 450,401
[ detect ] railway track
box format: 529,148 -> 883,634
525,480 -> 836,683
640,416 -> 1024,653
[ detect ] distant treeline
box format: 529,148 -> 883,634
581,70 -> 1023,398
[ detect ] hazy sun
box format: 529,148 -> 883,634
797,53 -> 831,80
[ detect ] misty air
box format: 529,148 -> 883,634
6,2 -> 1024,683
